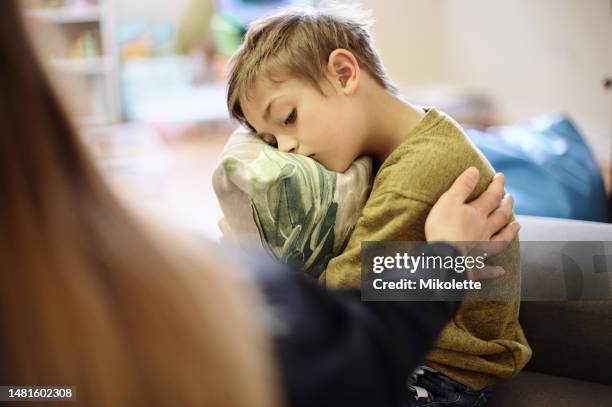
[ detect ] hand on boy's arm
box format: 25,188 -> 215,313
426,166 -> 520,280
426,167 -> 518,246
322,167 -> 518,287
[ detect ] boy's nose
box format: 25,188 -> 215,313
276,134 -> 298,153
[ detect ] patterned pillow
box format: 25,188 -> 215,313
213,126 -> 373,278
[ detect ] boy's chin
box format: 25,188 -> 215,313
322,161 -> 351,173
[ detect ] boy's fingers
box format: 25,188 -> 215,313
218,218 -> 228,234
445,167 -> 480,204
218,218 -> 238,245
470,173 -> 505,215
219,235 -> 233,247
485,195 -> 514,237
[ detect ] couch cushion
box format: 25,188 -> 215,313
519,301 -> 612,385
466,115 -> 609,222
516,215 -> 612,241
489,371 -> 612,406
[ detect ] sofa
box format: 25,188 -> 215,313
489,215 -> 612,406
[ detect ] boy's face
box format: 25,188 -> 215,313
239,77 -> 367,173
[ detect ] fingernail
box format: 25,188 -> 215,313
514,222 -> 521,231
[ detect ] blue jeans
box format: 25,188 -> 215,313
405,365 -> 493,407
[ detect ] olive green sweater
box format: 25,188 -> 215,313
319,108 -> 532,390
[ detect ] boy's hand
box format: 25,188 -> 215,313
425,167 -> 520,280
218,217 -> 239,247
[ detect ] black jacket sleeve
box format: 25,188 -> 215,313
248,243 -> 465,407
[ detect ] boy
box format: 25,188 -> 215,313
226,7 -> 531,405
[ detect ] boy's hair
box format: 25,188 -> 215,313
226,6 -> 398,128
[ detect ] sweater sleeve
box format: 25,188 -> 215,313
321,191 -> 432,289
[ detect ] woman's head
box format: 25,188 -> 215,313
0,1 -> 279,406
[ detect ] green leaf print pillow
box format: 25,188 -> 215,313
213,126 -> 373,278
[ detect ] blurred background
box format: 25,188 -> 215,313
23,0 -> 612,238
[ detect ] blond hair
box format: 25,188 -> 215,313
0,1 -> 280,406
227,5 -> 398,127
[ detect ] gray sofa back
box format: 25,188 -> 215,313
516,216 -> 612,385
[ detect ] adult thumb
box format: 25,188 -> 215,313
446,167 -> 480,204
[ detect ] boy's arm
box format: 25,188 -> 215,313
320,191 -> 432,288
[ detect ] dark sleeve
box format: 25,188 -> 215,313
249,243 -> 465,407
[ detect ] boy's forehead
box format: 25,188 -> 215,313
240,79 -> 302,123
243,78 -> 300,105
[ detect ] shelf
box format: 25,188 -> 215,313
26,5 -> 101,24
48,56 -> 114,75
28,0 -> 121,126
76,114 -> 114,127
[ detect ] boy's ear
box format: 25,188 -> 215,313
326,49 -> 360,95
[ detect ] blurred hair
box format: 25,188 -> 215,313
227,4 -> 398,129
0,1 -> 280,406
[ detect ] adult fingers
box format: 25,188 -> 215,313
442,167 -> 481,204
466,265 -> 506,281
485,194 -> 514,238
470,173 -> 505,215
472,220 -> 520,257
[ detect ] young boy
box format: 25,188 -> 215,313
226,7 -> 531,405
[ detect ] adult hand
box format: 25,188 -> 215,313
425,167 -> 520,279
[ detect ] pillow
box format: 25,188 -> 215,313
466,114 -> 609,222
213,126 -> 373,278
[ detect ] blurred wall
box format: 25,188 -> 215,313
357,0 -> 448,84
444,0 -> 611,175
118,0 -> 612,181
358,0 -> 612,181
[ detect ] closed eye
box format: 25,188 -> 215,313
284,109 -> 297,126
260,133 -> 277,148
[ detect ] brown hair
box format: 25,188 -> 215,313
227,5 -> 398,128
0,1 -> 280,406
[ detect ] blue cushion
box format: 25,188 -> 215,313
466,115 -> 609,222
